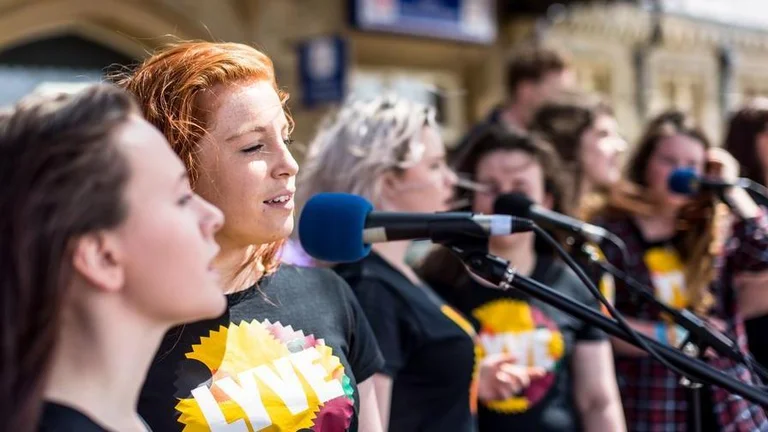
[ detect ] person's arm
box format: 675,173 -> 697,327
709,148 -> 768,272
357,378 -> 384,432
371,374 -> 392,429
610,317 -> 692,356
572,341 -> 626,432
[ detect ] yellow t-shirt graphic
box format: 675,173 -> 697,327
644,247 -> 688,310
472,299 -> 565,414
174,319 -> 354,431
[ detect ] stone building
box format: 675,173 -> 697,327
0,0 -> 767,148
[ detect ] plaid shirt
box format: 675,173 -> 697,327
593,211 -> 768,432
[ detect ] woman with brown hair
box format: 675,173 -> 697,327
529,92 -> 626,216
420,125 -> 625,432
1,84 -> 225,431
115,41 -> 384,432
590,110 -> 768,431
529,93 -> 627,309
723,101 -> 768,369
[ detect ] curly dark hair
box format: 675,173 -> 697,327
420,125 -> 571,289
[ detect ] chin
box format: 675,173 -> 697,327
256,222 -> 294,245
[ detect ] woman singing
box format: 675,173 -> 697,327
420,126 -> 625,432
590,111 -> 768,431
297,95 -> 529,431
115,41 -> 384,432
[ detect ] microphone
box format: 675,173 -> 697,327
668,167 -> 751,196
493,193 -> 609,243
298,192 -> 534,262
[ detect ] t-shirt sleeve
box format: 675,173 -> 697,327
334,276 -> 387,383
564,265 -> 607,342
345,276 -> 419,378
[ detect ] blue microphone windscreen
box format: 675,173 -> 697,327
668,167 -> 699,195
298,193 -> 373,263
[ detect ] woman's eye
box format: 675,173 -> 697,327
241,144 -> 264,154
178,194 -> 193,206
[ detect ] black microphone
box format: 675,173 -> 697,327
493,193 -> 609,243
299,193 -> 535,262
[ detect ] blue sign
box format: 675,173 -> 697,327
298,36 -> 348,108
351,0 -> 497,44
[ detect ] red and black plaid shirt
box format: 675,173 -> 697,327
593,211 -> 768,432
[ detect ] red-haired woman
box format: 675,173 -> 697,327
115,42 -> 384,432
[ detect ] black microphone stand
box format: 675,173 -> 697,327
432,233 -> 768,408
577,244 -> 768,432
578,243 -> 767,380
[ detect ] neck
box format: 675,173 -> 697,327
502,103 -> 528,132
632,211 -> 678,240
578,178 -> 594,205
214,243 -> 263,294
45,301 -> 164,431
489,235 -> 537,276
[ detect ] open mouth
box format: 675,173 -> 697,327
264,195 -> 292,204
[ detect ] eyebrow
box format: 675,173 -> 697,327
225,125 -> 268,142
225,123 -> 290,143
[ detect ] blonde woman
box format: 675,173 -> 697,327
297,95 -> 523,432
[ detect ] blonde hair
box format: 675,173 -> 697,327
296,94 -> 437,209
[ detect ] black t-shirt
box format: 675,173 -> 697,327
138,265 -> 384,432
430,255 -> 606,432
37,403 -> 110,431
334,253 -> 478,432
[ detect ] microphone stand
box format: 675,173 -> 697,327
577,244 -> 768,432
578,243 -> 767,381
432,233 -> 768,408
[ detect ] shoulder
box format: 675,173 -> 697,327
542,257 -> 593,300
271,264 -> 353,298
334,256 -> 402,292
589,209 -> 631,230
38,403 -> 106,432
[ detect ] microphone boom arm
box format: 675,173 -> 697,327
578,244 -> 767,382
436,235 -> 768,407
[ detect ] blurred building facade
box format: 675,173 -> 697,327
0,0 -> 767,148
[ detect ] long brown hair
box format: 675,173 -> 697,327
419,125 -> 570,288
530,91 -> 614,213
723,101 -> 768,186
113,41 -> 290,280
593,111 -> 719,315
0,85 -> 136,430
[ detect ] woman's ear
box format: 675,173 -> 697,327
71,232 -> 125,293
379,170 -> 401,201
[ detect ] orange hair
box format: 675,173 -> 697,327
113,41 -> 291,277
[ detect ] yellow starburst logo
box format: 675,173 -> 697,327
472,299 -> 564,414
174,320 -> 354,431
